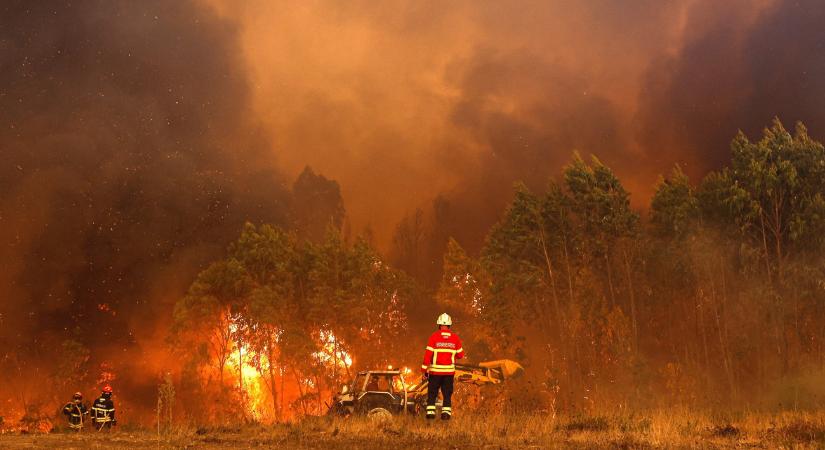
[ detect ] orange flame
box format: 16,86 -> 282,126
223,322 -> 355,420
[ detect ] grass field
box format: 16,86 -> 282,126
3,410 -> 825,448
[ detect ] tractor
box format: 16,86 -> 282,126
327,359 -> 523,420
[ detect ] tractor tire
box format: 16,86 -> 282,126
367,407 -> 393,423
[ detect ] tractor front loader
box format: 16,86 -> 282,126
328,359 -> 523,419
404,359 -> 524,414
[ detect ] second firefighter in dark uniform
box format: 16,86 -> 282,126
421,313 -> 464,420
91,385 -> 117,429
62,392 -> 89,431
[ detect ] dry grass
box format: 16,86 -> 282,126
3,410 -> 825,448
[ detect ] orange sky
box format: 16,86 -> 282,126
204,0 -> 780,245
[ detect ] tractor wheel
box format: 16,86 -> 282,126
367,407 -> 393,423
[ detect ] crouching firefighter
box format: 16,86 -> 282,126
91,385 -> 117,430
421,313 -> 464,420
62,392 -> 89,431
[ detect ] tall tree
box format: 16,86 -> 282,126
172,259 -> 251,402
564,154 -> 639,346
390,208 -> 428,281
702,119 -> 825,284
291,166 -> 346,242
699,119 -> 825,377
651,166 -> 699,239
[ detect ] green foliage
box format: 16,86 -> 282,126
482,184 -> 548,326
473,154 -> 643,408
229,223 -> 297,290
564,153 -> 638,249
172,222 -> 414,418
437,238 -> 484,318
466,124 -> 825,409
701,118 -> 825,261
651,166 -> 698,238
435,238 -> 495,359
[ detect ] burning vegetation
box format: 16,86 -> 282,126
4,0 -> 825,447
5,118 -> 825,437
169,225 -> 411,422
116,118 -> 825,427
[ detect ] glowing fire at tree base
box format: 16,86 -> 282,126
223,326 -> 354,421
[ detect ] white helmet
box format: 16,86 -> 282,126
436,313 -> 452,327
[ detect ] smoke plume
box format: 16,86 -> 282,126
0,0 -> 288,409
2,0 -> 825,416
214,0 -> 825,250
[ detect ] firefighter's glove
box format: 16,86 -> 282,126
422,372 -> 429,381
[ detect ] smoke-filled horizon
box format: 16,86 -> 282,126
2,0 -> 825,418
210,0 -> 825,247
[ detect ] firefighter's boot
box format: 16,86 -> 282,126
441,406 -> 451,420
426,405 -> 436,420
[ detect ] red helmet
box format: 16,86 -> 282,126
102,385 -> 113,394
73,392 -> 83,400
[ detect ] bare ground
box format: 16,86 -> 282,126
3,410 -> 825,449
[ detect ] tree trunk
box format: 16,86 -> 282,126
771,190 -> 785,285
604,249 -> 616,308
293,369 -> 308,415
237,343 -> 244,394
759,211 -> 774,286
315,374 -> 324,414
539,228 -> 562,329
710,268 -> 735,400
622,246 -> 638,352
217,356 -> 226,391
554,199 -> 575,304
696,292 -> 710,387
280,367 -> 285,418
332,338 -> 339,385
214,328 -> 230,394
719,258 -> 737,398
267,343 -> 280,420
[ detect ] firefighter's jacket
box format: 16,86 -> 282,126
62,401 -> 88,428
421,329 -> 464,375
91,396 -> 116,424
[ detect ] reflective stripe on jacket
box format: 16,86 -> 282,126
62,402 -> 88,427
92,397 -> 116,423
422,329 -> 464,375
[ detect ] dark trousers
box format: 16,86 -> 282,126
426,374 -> 454,410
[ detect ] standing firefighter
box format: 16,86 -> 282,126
421,313 -> 464,420
91,385 -> 116,430
61,392 -> 88,431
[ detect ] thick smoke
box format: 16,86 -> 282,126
636,0 -> 825,176
0,0 -> 288,407
215,0 -> 825,252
